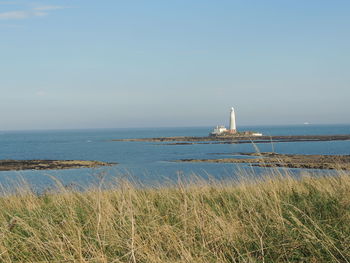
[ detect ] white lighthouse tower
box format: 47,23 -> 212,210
229,107 -> 236,133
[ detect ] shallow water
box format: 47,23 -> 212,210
0,124 -> 349,190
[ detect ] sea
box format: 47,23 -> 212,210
0,124 -> 349,191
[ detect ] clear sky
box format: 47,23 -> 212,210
1,0 -> 349,130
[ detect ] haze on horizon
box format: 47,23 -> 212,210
1,0 -> 349,130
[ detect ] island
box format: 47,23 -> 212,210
176,152 -> 350,170
0,160 -> 117,171
113,134 -> 350,145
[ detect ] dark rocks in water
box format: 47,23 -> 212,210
113,134 -> 350,145
0,160 -> 117,171
176,152 -> 350,171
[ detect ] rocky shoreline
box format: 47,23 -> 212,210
0,160 -> 117,171
113,134 -> 350,145
176,152 -> 350,170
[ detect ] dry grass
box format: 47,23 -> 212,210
0,170 -> 349,262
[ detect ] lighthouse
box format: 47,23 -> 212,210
229,107 -> 236,133
210,107 -> 262,136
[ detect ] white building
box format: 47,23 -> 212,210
209,107 -> 263,136
210,107 -> 237,136
210,125 -> 228,136
229,107 -> 236,132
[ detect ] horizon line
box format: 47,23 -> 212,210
1,123 -> 350,132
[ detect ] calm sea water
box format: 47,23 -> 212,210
0,124 -> 349,190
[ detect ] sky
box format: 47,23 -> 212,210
0,0 -> 349,130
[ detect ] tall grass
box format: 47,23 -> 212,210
0,170 -> 349,262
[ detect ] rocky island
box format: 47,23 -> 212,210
0,160 -> 117,171
113,134 -> 350,145
177,152 -> 350,170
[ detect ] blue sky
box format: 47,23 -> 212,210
1,0 -> 349,130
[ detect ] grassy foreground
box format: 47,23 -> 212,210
0,172 -> 350,262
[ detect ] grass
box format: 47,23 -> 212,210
0,170 -> 349,262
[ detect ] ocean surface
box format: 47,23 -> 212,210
0,124 -> 349,190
